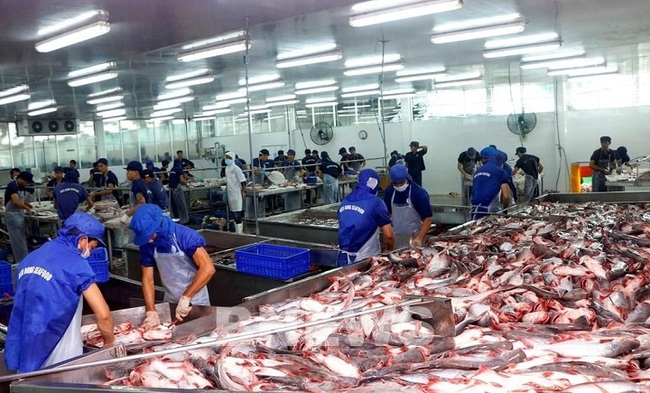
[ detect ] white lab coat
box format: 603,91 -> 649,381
226,164 -> 246,211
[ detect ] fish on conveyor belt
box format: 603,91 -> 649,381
82,321 -> 173,348
296,217 -> 339,227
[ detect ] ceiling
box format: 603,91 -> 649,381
1,0 -> 650,122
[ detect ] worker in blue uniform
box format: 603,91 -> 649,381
143,169 -> 168,210
125,161 -> 151,214
318,151 -> 342,204
130,204 -> 215,328
338,169 -> 394,266
471,147 -> 512,220
5,213 -> 114,372
168,160 -> 192,225
53,171 -> 92,222
384,164 -> 433,249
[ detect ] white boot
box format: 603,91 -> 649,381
235,223 -> 244,234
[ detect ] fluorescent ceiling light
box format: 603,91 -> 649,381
194,109 -> 232,119
342,83 -> 380,93
216,91 -> 247,101
341,90 -> 380,98
88,87 -> 121,98
238,75 -> 280,86
295,80 -> 337,90
395,68 -> 446,83
382,88 -> 415,96
548,65 -> 616,77
485,32 -> 559,49
35,11 -> 110,53
276,48 -> 343,68
68,62 -> 115,78
28,100 -> 56,111
431,18 -> 526,44
166,69 -> 211,82
295,86 -> 339,95
521,49 -> 585,62
37,10 -> 106,37
435,79 -> 482,88
158,88 -> 193,101
151,108 -> 182,118
345,54 -> 401,68
248,104 -> 270,111
344,61 -> 405,76
277,43 -> 337,60
87,94 -> 123,105
483,41 -> 561,59
154,96 -> 195,110
182,30 -> 246,50
305,96 -> 337,104
240,109 -> 272,116
153,103 -> 180,112
306,102 -> 338,108
434,72 -> 481,82
164,75 -> 214,89
522,56 -> 603,70
382,93 -> 416,100
0,85 -> 29,99
97,108 -> 126,118
266,94 -> 297,102
238,81 -> 285,92
349,0 -> 463,27
567,66 -> 619,79
265,99 -> 299,107
177,36 -> 248,62
204,97 -> 248,110
0,94 -> 30,106
28,106 -> 58,117
68,71 -> 118,87
102,116 -> 126,122
95,102 -> 124,111
433,13 -> 521,32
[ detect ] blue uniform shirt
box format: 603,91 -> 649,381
471,160 -> 510,207
131,178 -> 151,204
139,223 -> 206,267
320,160 -> 342,178
168,164 -> 184,189
147,179 -> 168,210
5,235 -> 95,372
338,195 -> 391,253
4,180 -> 21,206
98,171 -> 119,200
384,182 -> 433,218
53,182 -> 89,220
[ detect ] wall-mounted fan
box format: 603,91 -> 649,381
507,112 -> 537,136
310,122 -> 333,145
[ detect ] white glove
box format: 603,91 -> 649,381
141,311 -> 160,330
175,296 -> 192,321
119,213 -> 131,225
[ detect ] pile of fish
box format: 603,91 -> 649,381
82,321 -> 173,349
101,200 -> 650,391
297,217 -> 339,227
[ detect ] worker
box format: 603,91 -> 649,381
46,166 -> 65,199
589,136 -> 617,192
513,146 -> 544,202
88,161 -> 102,188
338,147 -> 351,172
53,171 -> 92,222
63,159 -> 80,181
252,149 -> 275,185
274,150 -> 287,169
9,167 -> 20,180
159,159 -> 171,185
384,164 -> 433,248
471,147 -> 511,219
130,204 -> 216,327
174,150 -> 190,167
615,146 -> 639,172
89,158 -> 120,203
302,149 -> 317,205
283,149 -> 302,181
338,169 -> 394,266
347,146 -> 366,172
318,151 -> 342,204
457,147 -> 481,206
125,161 -> 151,215
145,160 -> 161,175
168,160 -> 191,225
5,213 -> 114,372
4,171 -> 33,263
224,151 -> 246,234
388,150 -> 405,168
404,141 -> 428,187
143,169 -> 168,211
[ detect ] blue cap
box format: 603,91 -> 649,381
161,159 -> 170,166
495,151 -> 507,164
389,164 -> 409,183
358,168 -> 380,194
63,171 -> 79,182
131,204 -> 163,246
63,212 -> 106,246
54,166 -> 64,173
287,149 -> 296,156
480,146 -> 497,159
125,161 -> 143,172
145,160 -> 154,167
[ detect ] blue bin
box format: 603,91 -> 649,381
88,248 -> 109,283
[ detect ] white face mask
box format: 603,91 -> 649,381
225,159 -> 234,166
395,183 -> 409,192
79,244 -> 91,258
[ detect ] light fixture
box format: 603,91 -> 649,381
295,86 -> 340,95
164,74 -> 214,89
28,106 -> 58,117
521,49 -> 585,63
349,0 -> 463,27
483,41 -> 561,59
295,80 -> 337,90
345,54 -> 401,68
0,94 -> 30,106
203,97 -> 248,110
248,104 -> 270,111
382,88 -> 415,96
431,18 -> 526,44
154,96 -> 195,110
341,90 -> 380,98
435,79 -> 482,88
95,102 -> 124,111
276,45 -> 343,68
238,75 -> 281,86
382,92 -> 416,100
193,108 -> 232,119
306,102 -> 338,108
305,97 -> 337,104
88,87 -> 121,98
567,66 -> 619,79
0,85 -> 29,98
395,67 -> 446,83
522,56 -> 604,70
266,94 -> 297,102
35,10 -> 110,53
87,94 -> 123,105
68,62 -> 115,78
238,81 -> 286,93
28,100 -> 56,111
177,32 -> 248,62
216,91 -> 247,101
68,71 -> 118,87
158,88 -> 193,101
240,109 -> 272,116
548,65 -> 617,77
150,108 -> 182,118
97,108 -> 126,118
265,99 -> 299,107
433,72 -> 482,88
342,84 -> 380,93
343,61 -> 405,76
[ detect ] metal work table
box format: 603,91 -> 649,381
243,184 -> 319,219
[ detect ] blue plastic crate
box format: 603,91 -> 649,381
0,260 -> 14,297
88,248 -> 109,283
235,244 -> 310,280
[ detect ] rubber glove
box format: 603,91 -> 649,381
119,213 -> 131,225
410,237 -> 423,249
175,295 -> 192,321
141,311 -> 160,330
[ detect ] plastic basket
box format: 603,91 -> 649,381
88,248 -> 109,283
0,260 -> 15,297
235,244 -> 310,280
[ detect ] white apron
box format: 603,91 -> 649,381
391,186 -> 423,249
154,234 -> 210,306
340,229 -> 381,266
322,174 -> 339,204
42,298 -> 83,368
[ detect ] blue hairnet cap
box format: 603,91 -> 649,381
480,146 -> 497,159
63,171 -> 79,183
131,204 -> 164,246
64,212 -> 106,246
358,168 -> 380,194
495,151 -> 507,164
389,164 -> 409,183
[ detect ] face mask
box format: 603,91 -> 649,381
395,183 -> 409,192
78,244 -> 91,259
225,159 -> 233,166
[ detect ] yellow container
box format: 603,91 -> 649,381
570,162 -> 593,193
